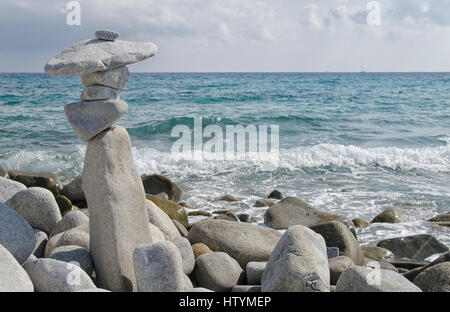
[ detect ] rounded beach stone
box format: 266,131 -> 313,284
172,237 -> 195,275
146,194 -> 189,228
146,199 -> 181,241
352,218 -> 370,228
53,223 -> 90,252
261,225 -> 330,292
23,257 -> 96,292
0,165 -> 6,177
371,207 -> 409,224
192,243 -> 212,258
0,244 -> 34,292
32,228 -> 48,258
172,219 -> 189,237
413,262 -> 450,292
82,66 -> 129,90
329,256 -> 354,285
254,199 -> 275,207
95,30 -> 120,41
61,174 -> 85,202
336,266 -> 422,292
50,245 -> 94,275
0,202 -> 36,264
246,262 -> 267,285
403,251 -> 450,282
187,218 -> 282,268
81,86 -> 118,101
362,246 -> 395,260
268,190 -> 283,199
0,176 -> 26,203
264,197 -> 341,229
218,194 -> 240,202
142,174 -> 183,202
231,285 -> 262,292
193,252 -> 245,292
50,210 -> 89,238
310,221 -> 365,265
65,98 -> 128,142
133,241 -> 186,292
6,187 -> 62,235
55,195 -> 73,216
45,38 -> 157,77
8,170 -> 62,196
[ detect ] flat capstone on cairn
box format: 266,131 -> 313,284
44,30 -> 158,292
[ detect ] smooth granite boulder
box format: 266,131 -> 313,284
95,30 -> 119,41
0,177 -> 27,203
23,256 -> 96,292
6,187 -> 62,235
146,199 -> 181,241
413,262 -> 450,292
377,234 -> 449,261
246,262 -> 267,285
45,38 -> 157,77
8,170 -> 62,196
172,237 -> 195,275
352,218 -> 370,228
172,219 -> 189,237
64,99 -> 128,142
82,66 -> 129,90
362,246 -> 395,260
268,190 -> 283,200
142,174 -> 183,202
261,225 -> 330,292
403,251 -> 450,281
336,266 -> 422,292
193,252 -> 245,292
0,165 -> 6,177
60,175 -> 85,202
81,85 -> 118,101
50,210 -> 89,238
146,194 -> 189,228
0,244 -> 34,292
0,202 -> 36,264
192,243 -> 212,258
148,223 -> 166,242
83,126 -> 152,292
133,242 -> 186,292
50,245 -> 94,275
264,197 -> 341,229
32,228 -> 48,258
52,223 -> 90,252
310,221 -> 364,265
329,256 -> 354,285
55,195 -> 73,216
371,207 -> 409,224
187,219 -> 282,268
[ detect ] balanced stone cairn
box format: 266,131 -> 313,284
45,31 -> 157,292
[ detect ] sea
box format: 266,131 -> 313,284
1,72 -> 449,248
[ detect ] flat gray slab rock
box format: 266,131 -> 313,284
45,39 -> 157,77
261,225 -> 330,292
6,187 -> 62,235
23,256 -> 96,292
0,177 -> 26,203
377,234 -> 449,261
264,197 -> 341,229
81,86 -> 118,101
0,202 -> 36,264
65,99 -> 128,142
0,244 -> 34,292
83,126 -> 152,292
187,219 -> 282,268
133,241 -> 186,292
81,66 -> 129,90
336,266 -> 422,292
193,252 -> 245,292
95,30 -> 119,41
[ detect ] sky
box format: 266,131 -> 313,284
0,0 -> 449,72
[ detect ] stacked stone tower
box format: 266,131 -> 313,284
45,30 -> 157,291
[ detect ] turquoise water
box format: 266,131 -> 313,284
1,72 -> 449,246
